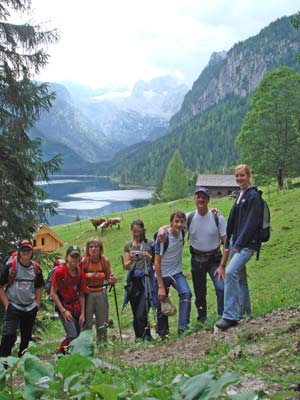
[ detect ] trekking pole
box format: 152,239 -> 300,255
141,241 -> 157,329
109,284 -> 123,342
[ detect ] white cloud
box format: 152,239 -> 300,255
29,0 -> 300,88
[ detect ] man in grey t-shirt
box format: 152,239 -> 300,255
188,187 -> 227,322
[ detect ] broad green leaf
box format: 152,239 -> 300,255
2,356 -> 18,370
0,390 -> 23,400
178,370 -> 239,400
91,382 -> 127,399
69,329 -> 94,357
54,354 -> 93,378
179,370 -> 215,399
23,354 -> 54,400
201,371 -> 239,400
269,391 -> 297,400
0,364 -> 6,390
64,372 -> 87,392
230,390 -> 263,399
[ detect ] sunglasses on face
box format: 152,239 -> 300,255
20,248 -> 32,253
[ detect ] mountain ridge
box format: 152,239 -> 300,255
170,16 -> 300,128
30,77 -> 186,171
111,16 -> 300,185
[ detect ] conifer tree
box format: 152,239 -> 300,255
0,0 -> 61,253
161,150 -> 189,201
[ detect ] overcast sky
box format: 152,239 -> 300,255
27,0 -> 299,90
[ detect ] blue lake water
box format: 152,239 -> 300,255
40,176 -> 153,226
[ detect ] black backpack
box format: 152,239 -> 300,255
255,190 -> 271,260
152,230 -> 185,255
45,260 -> 65,295
258,190 -> 271,243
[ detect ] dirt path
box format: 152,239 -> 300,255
118,307 -> 300,365
117,306 -> 300,396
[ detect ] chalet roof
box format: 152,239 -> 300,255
196,174 -> 238,188
34,224 -> 64,246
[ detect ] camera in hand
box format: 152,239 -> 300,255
134,251 -> 142,260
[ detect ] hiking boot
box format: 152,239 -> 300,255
143,334 -> 153,341
160,332 -> 170,340
178,329 -> 190,337
215,318 -> 238,331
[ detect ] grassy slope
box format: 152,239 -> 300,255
51,184 -> 300,331
35,184 -> 300,395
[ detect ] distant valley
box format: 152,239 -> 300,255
30,76 -> 188,172
30,16 -> 300,184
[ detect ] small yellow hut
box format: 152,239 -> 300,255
33,224 -> 64,253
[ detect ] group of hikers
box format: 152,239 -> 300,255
0,163 -> 266,359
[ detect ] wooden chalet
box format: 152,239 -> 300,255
195,174 -> 239,198
33,224 -> 64,253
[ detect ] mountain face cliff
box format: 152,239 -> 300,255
31,76 -> 182,174
30,77 -> 185,172
111,16 -> 300,185
75,100 -> 168,146
117,76 -> 188,119
170,17 -> 300,128
64,75 -> 186,144
30,83 -> 118,164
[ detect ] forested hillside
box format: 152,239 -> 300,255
112,96 -> 249,184
111,16 -> 300,185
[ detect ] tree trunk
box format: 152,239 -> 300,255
277,167 -> 283,190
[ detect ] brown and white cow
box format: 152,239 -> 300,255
100,217 -> 121,234
90,218 -> 106,231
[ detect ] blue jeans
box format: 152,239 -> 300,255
223,247 -> 254,321
58,311 -> 80,353
191,255 -> 224,320
156,272 -> 192,337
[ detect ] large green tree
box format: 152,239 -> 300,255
0,0 -> 61,253
290,11 -> 300,30
236,66 -> 300,189
161,150 -> 189,202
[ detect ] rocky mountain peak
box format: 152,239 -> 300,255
208,50 -> 227,66
170,16 -> 300,128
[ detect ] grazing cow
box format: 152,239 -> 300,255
90,218 -> 106,231
100,217 -> 122,234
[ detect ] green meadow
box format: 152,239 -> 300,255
52,183 -> 300,322
31,182 -> 300,397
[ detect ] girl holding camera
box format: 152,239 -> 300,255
123,219 -> 155,341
